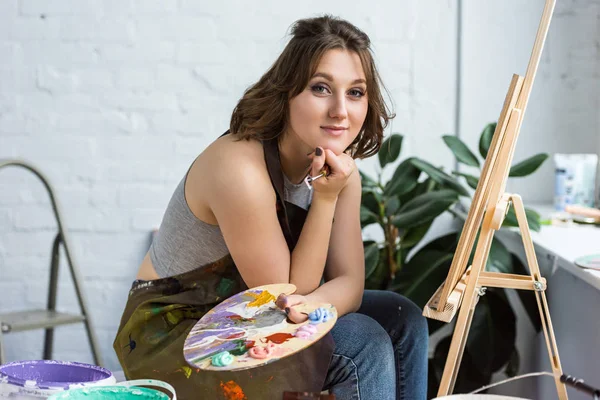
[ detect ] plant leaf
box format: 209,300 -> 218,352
432,336 -> 492,394
384,196 -> 401,216
452,171 -> 480,190
401,221 -> 433,249
502,206 -> 541,232
391,232 -> 459,307
466,289 -> 516,376
397,177 -> 436,205
443,135 -> 480,167
391,249 -> 454,308
479,122 -> 496,159
365,248 -> 389,290
391,190 -> 458,230
396,233 -> 460,349
419,232 -> 461,254
505,348 -> 520,377
465,229 -> 514,272
378,134 -> 403,169
364,241 -> 380,279
427,318 -> 446,339
410,158 -> 470,196
509,153 -> 549,177
361,188 -> 382,216
398,189 -> 458,214
486,237 -> 513,274
359,170 -> 378,188
383,157 -> 421,197
360,205 -> 379,227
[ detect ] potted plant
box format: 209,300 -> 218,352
360,122 -> 548,395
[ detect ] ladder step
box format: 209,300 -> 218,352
0,310 -> 86,333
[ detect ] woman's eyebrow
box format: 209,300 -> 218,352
312,72 -> 366,85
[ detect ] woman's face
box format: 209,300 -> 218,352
287,49 -> 369,156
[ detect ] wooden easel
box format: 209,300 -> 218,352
423,1 -> 568,398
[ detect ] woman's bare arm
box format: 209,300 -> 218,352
206,142 -> 344,293
305,169 -> 364,315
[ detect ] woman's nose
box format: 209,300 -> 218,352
329,95 -> 348,119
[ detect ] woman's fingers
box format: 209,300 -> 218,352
306,148 -> 356,200
324,149 -> 355,178
275,294 -> 309,324
310,147 -> 326,176
276,294 -> 306,308
275,293 -> 287,309
286,307 -> 308,324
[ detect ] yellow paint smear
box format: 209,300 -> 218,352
246,290 -> 276,308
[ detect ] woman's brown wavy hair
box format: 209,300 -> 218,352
229,15 -> 394,159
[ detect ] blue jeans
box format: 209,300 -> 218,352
323,290 -> 429,400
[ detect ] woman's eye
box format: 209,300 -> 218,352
311,84 -> 330,95
349,89 -> 365,98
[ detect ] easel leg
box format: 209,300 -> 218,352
438,217 -> 498,396
512,195 -> 568,399
437,286 -> 478,395
435,194 -> 569,398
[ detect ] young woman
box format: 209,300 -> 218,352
114,15 -> 428,400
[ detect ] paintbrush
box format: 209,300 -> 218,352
289,303 -> 331,317
276,303 -> 318,318
303,166 -> 330,190
565,205 -> 600,222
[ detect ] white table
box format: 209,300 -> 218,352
491,204 -> 600,400
500,203 -> 600,289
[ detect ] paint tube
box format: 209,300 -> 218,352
554,154 -> 598,211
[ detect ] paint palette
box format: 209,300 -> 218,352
183,283 -> 337,371
575,254 -> 600,271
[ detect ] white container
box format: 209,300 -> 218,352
0,360 -> 115,399
554,153 -> 598,211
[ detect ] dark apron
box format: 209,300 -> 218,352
113,134 -> 334,400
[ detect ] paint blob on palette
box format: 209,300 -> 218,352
183,283 -> 337,371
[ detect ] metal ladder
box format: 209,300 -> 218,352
0,159 -> 102,366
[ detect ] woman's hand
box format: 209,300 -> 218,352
275,293 -> 309,324
309,147 -> 356,201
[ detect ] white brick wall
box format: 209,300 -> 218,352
1,0 -> 597,374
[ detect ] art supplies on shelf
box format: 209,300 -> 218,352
546,204 -> 600,227
554,153 -> 598,211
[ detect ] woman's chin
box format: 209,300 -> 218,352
315,141 -> 348,156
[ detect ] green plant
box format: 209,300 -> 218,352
360,122 -> 549,395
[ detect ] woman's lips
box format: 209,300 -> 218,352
321,127 -> 347,136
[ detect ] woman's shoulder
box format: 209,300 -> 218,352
203,134 -> 267,175
187,134 -> 274,212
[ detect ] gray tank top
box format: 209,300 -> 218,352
150,166 -> 313,278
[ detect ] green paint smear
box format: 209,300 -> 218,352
48,386 -> 169,400
229,339 -> 250,356
190,340 -> 249,364
216,278 -> 235,297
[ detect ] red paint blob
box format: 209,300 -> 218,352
264,332 -> 294,344
220,380 -> 247,400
